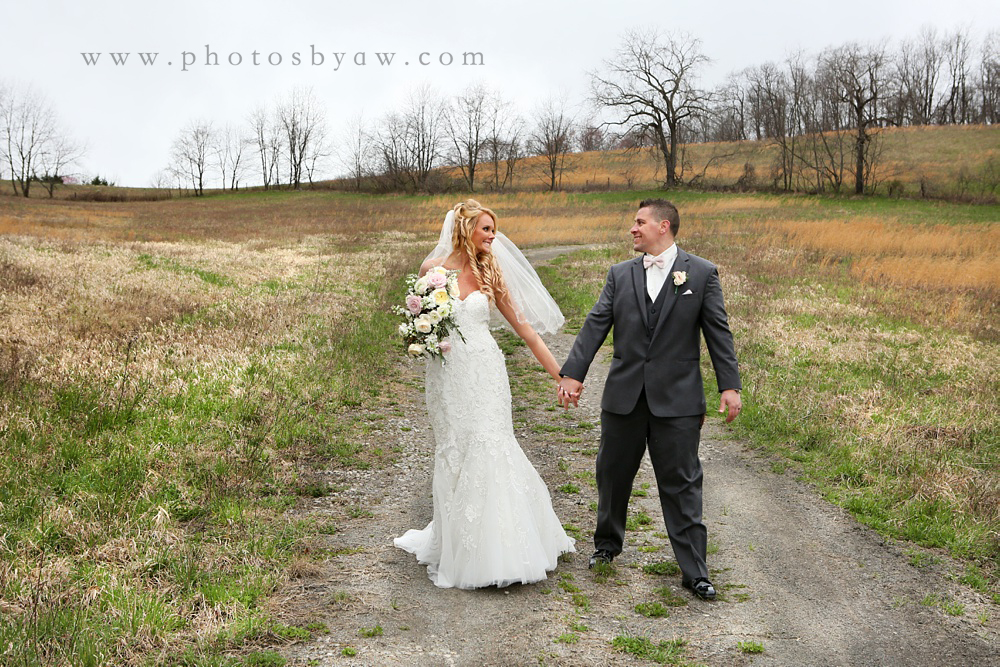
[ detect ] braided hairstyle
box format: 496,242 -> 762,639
450,199 -> 510,308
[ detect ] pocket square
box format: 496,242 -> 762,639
682,289 -> 693,295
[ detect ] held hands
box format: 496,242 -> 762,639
556,377 -> 584,409
718,389 -> 742,423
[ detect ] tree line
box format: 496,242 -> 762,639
2,25 -> 998,198
595,26 -> 999,195
156,83 -> 580,196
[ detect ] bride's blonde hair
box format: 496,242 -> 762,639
451,199 -> 509,307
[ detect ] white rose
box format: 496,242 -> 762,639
414,316 -> 433,334
398,323 -> 409,336
428,310 -> 442,324
431,266 -> 448,276
407,343 -> 425,357
447,279 -> 460,298
438,302 -> 452,317
414,277 -> 430,294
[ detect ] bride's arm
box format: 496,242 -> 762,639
495,294 -> 562,382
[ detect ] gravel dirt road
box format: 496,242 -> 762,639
277,247 -> 997,667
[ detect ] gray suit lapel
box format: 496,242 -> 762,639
650,249 -> 690,342
630,258 -> 649,330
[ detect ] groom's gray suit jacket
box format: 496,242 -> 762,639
561,248 -> 741,417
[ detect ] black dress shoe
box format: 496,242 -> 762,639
682,577 -> 716,600
588,549 -> 614,569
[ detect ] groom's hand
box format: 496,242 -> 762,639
718,389 -> 742,423
557,377 -> 583,409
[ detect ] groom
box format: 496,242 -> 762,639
557,199 -> 741,601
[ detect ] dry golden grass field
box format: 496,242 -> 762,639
0,186 -> 997,664
549,124 -> 1000,197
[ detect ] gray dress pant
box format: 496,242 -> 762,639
594,388 -> 708,582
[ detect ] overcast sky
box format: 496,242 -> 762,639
3,0 -> 998,186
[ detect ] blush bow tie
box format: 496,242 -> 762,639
643,254 -> 666,269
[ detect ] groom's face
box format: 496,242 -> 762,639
631,207 -> 667,254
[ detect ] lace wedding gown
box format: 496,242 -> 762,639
394,291 -> 576,589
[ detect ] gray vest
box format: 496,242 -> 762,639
643,269 -> 670,338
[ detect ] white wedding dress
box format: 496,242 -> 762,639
394,291 -> 575,589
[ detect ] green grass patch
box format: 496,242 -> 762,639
635,601 -> 670,618
562,523 -> 583,540
137,252 -> 232,286
626,511 -> 654,531
611,635 -> 690,665
358,624 -> 384,638
653,586 -> 689,607
643,561 -> 681,576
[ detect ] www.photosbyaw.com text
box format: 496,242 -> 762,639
80,44 -> 485,72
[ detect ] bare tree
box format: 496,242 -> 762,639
372,85 -> 447,192
166,162 -> 188,196
712,72 -> 751,141
337,112 -> 375,191
979,30 -> 1000,124
404,85 -> 447,191
482,94 -> 523,192
819,41 -> 892,194
528,97 -> 576,191
248,103 -> 283,189
170,119 -> 214,196
591,29 -> 711,187
36,134 -> 84,198
276,86 -> 327,189
939,28 -> 974,124
578,122 -> 611,152
372,111 -> 412,191
0,82 -> 73,198
893,27 -> 942,125
214,123 -> 251,191
150,168 -> 171,190
445,83 -> 490,191
305,123 -> 332,186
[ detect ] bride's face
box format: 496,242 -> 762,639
470,213 -> 496,254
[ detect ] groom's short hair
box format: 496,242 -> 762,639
638,198 -> 680,237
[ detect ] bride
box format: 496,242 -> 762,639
393,199 -> 576,589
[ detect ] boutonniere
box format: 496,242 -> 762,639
672,271 -> 687,294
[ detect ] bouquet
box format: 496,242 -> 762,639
395,266 -> 464,360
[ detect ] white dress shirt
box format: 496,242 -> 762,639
645,243 -> 677,301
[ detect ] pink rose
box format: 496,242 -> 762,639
439,340 -> 452,355
428,272 -> 447,289
406,294 -> 422,315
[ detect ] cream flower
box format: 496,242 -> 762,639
407,343 -> 425,357
431,288 -> 450,305
447,279 -> 460,298
414,316 -> 433,334
672,271 -> 687,286
414,276 -> 430,294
